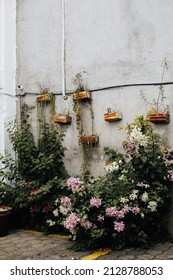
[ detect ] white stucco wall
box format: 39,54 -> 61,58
16,0 -> 173,176
0,0 -> 16,156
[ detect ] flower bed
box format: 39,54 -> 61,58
0,115 -> 172,249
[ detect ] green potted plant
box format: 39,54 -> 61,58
0,183 -> 14,236
0,206 -> 12,237
104,108 -> 122,122
72,72 -> 90,101
141,58 -> 170,124
54,114 -> 72,125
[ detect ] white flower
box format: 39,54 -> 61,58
59,205 -> 70,215
129,126 -> 149,147
147,201 -> 157,212
141,191 -> 149,202
119,174 -> 127,181
129,189 -> 138,200
120,197 -> 129,203
53,208 -> 59,217
46,219 -> 56,226
105,161 -> 119,172
54,198 -> 59,206
140,213 -> 145,218
122,169 -> 128,174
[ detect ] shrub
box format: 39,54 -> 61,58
51,116 -> 172,250
0,104 -> 68,231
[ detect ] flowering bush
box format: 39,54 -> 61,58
51,116 -> 171,250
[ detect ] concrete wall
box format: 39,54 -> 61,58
0,0 -> 16,156
16,0 -> 173,176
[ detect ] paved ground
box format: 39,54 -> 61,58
0,230 -> 173,260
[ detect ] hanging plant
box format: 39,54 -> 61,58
104,110 -> 122,122
80,135 -> 99,145
54,114 -> 72,125
148,110 -> 170,124
73,91 -> 91,101
141,58 -> 170,124
37,93 -> 52,102
36,86 -> 55,117
72,72 -> 88,135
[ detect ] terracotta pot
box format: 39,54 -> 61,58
149,113 -> 170,124
37,93 -> 51,102
0,206 -> 12,237
104,112 -> 122,122
73,91 -> 90,101
80,135 -> 99,145
54,115 -> 71,124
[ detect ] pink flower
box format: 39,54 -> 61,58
30,187 -> 39,197
122,205 -> 140,215
114,221 -> 125,232
80,220 -> 93,229
63,213 -> 79,231
136,182 -> 150,188
130,206 -> 140,215
122,205 -> 131,214
67,177 -> 83,187
97,214 -> 104,222
67,177 -> 84,193
29,207 -> 39,213
105,206 -> 117,217
168,170 -> 173,181
60,196 -> 71,208
90,197 -> 102,208
136,182 -> 145,187
115,210 -> 125,219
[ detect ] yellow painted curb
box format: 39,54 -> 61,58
81,248 -> 112,260
17,229 -> 43,235
48,234 -> 68,239
17,229 -> 68,239
17,229 -> 111,259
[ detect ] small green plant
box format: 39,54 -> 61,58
72,72 -> 88,93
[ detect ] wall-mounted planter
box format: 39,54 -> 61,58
148,113 -> 170,124
37,93 -> 51,102
80,135 -> 99,145
104,112 -> 122,122
73,91 -> 90,101
54,115 -> 72,124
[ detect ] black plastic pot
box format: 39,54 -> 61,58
0,206 -> 12,237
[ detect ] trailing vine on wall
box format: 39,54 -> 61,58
72,72 -> 98,170
36,89 -> 56,139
